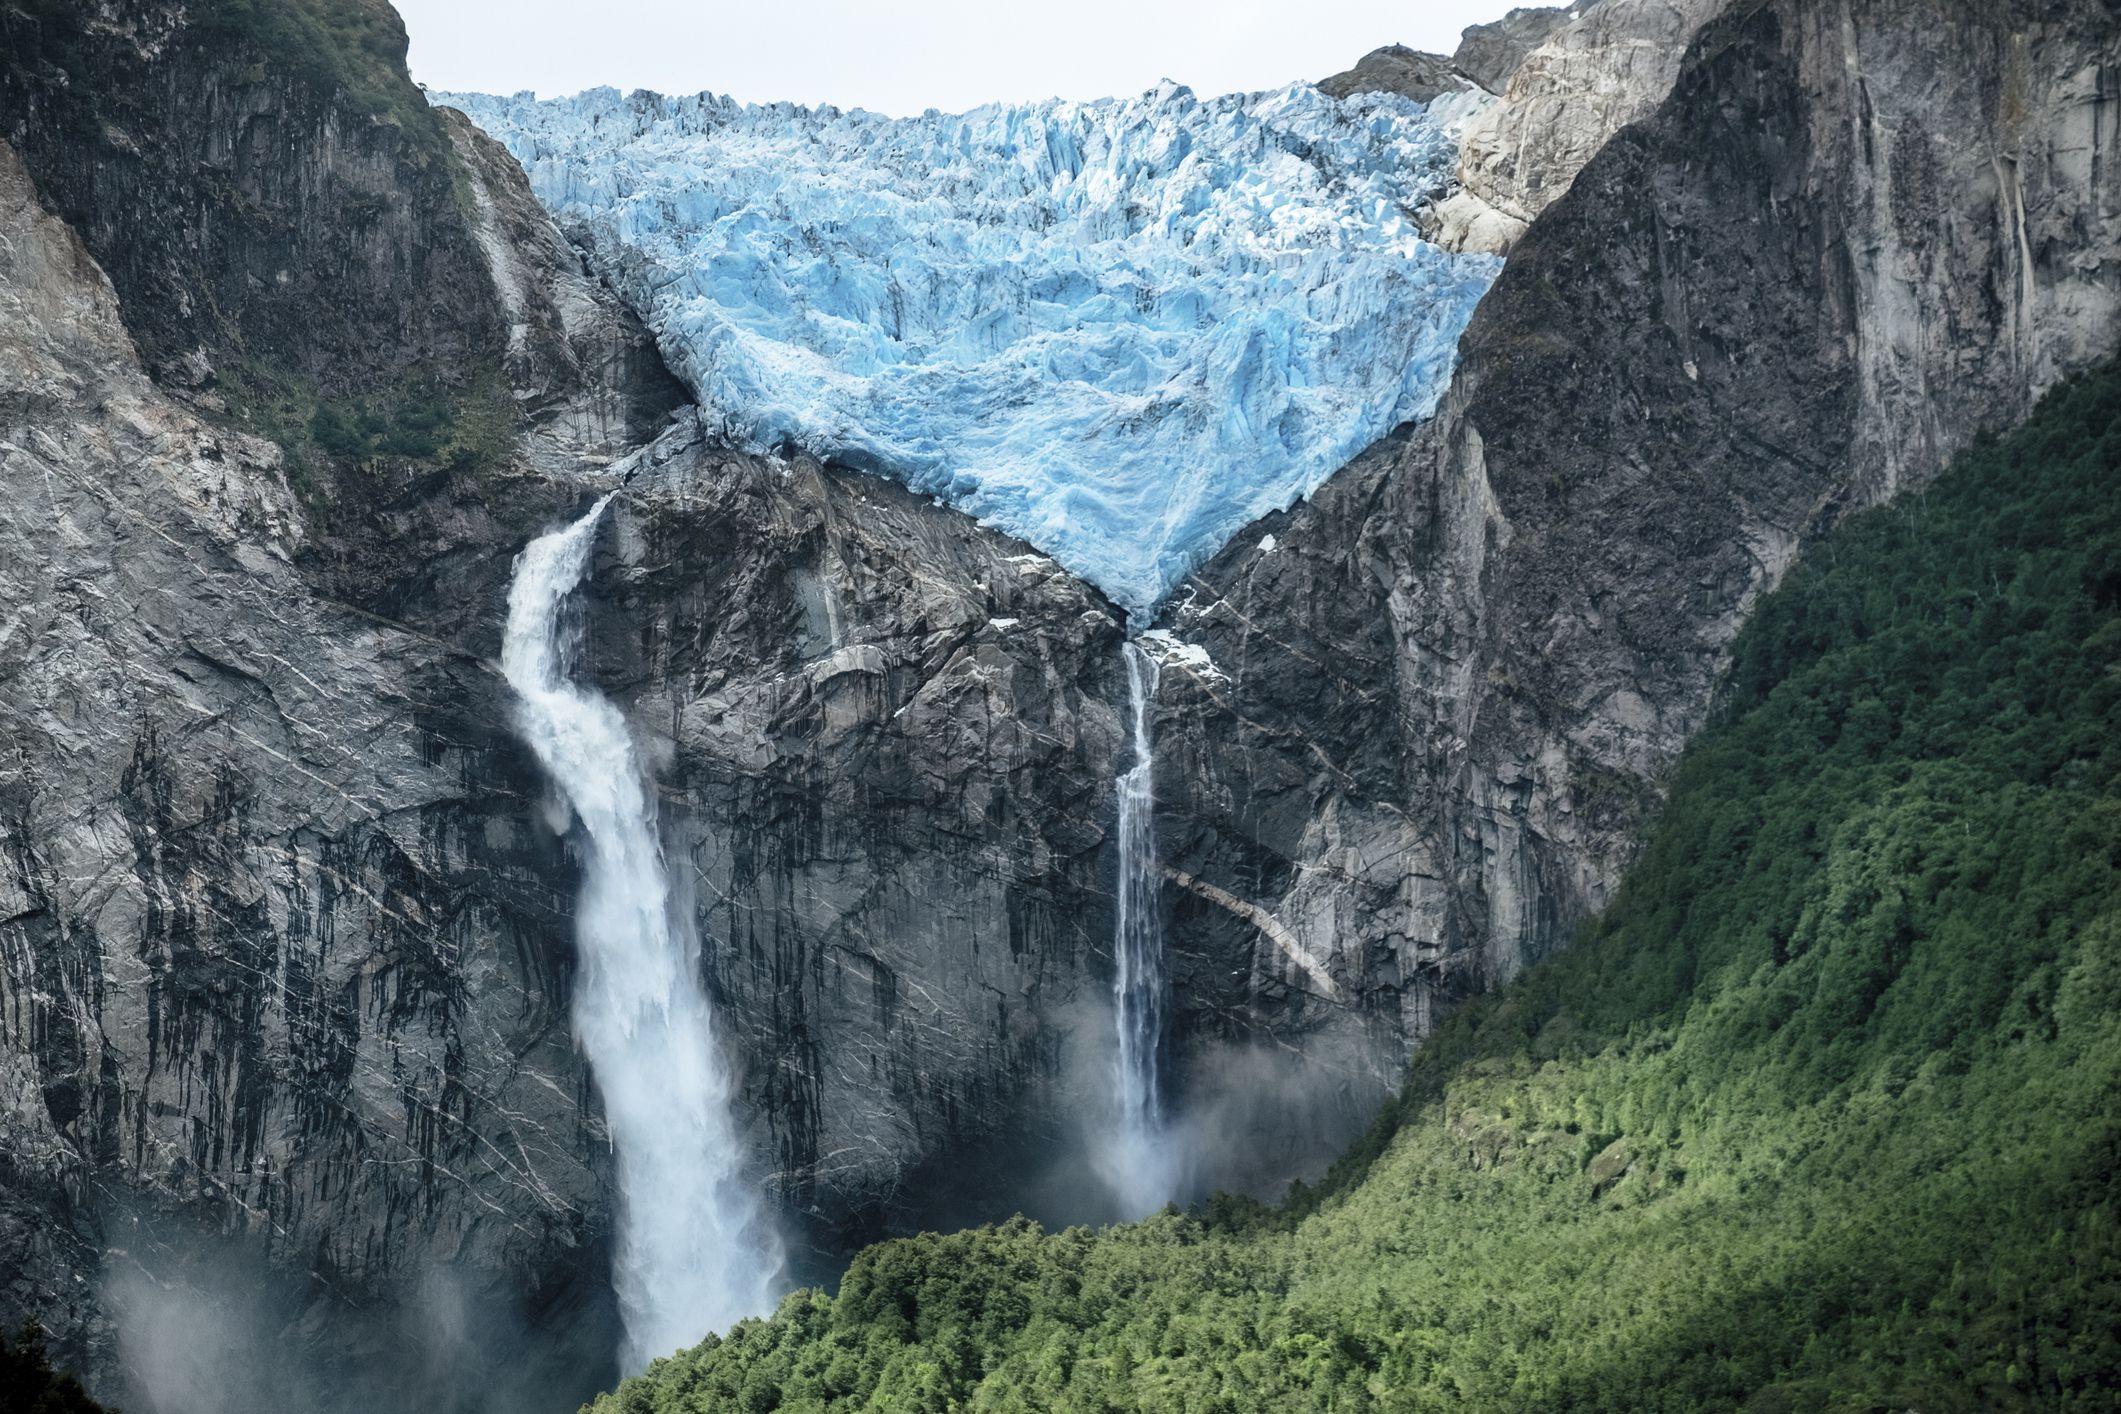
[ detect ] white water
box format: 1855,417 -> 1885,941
1102,639 -> 1177,1215
500,495 -> 781,1371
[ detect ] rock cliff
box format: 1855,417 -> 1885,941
1147,0 -> 2121,1095
1434,0 -> 1730,252
0,3 -> 1131,1406
0,124 -> 620,1410
1,0 -> 2116,1409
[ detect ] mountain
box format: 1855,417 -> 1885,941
0,0 -> 2115,1408
1143,0 -> 2120,1120
1,6 -> 1152,1405
579,349 -> 2121,1412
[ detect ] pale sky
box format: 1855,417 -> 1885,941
395,0 -> 1528,116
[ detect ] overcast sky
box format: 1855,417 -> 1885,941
394,0 -> 1527,116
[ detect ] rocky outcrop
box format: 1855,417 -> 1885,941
1148,0 -> 2121,1087
1318,46 -> 1478,104
1315,0 -> 1723,256
1431,0 -> 1728,253
1453,1 -> 1597,92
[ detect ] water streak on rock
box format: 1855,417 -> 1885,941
1104,639 -> 1174,1215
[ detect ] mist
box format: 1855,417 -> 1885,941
99,1209 -> 618,1414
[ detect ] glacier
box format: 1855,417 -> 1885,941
445,82 -> 1500,618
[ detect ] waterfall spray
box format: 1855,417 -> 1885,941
1104,638 -> 1176,1215
501,494 -> 781,1370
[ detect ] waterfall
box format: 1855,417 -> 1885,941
1104,637 -> 1176,1216
500,494 -> 781,1371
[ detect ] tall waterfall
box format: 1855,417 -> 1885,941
1103,638 -> 1175,1216
501,495 -> 781,1371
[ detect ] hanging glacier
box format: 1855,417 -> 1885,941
443,81 -> 1501,617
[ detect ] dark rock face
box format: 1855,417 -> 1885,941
0,131 -> 618,1411
0,0 -> 495,397
1316,2 -> 1591,106
1146,0 -> 2121,1084
1317,46 -> 1477,104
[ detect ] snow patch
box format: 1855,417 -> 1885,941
1137,628 -> 1228,683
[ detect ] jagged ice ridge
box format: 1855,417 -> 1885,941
445,82 -> 1500,616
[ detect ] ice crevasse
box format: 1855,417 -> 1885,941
445,81 -> 1501,619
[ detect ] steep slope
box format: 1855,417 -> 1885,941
1144,0 -> 2121,1106
4,0 -> 2116,1406
583,354 -> 2121,1414
0,2 -> 1136,1405
1431,0 -> 1728,252
443,0 -> 2121,1186
0,117 -> 624,1414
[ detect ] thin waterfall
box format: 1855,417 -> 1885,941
500,494 -> 781,1371
1104,637 -> 1175,1216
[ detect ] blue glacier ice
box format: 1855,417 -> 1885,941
444,82 -> 1501,617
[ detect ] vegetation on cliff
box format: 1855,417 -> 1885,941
0,1327 -> 108,1414
590,359 -> 2121,1412
0,0 -> 515,513
3,0 -> 438,145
